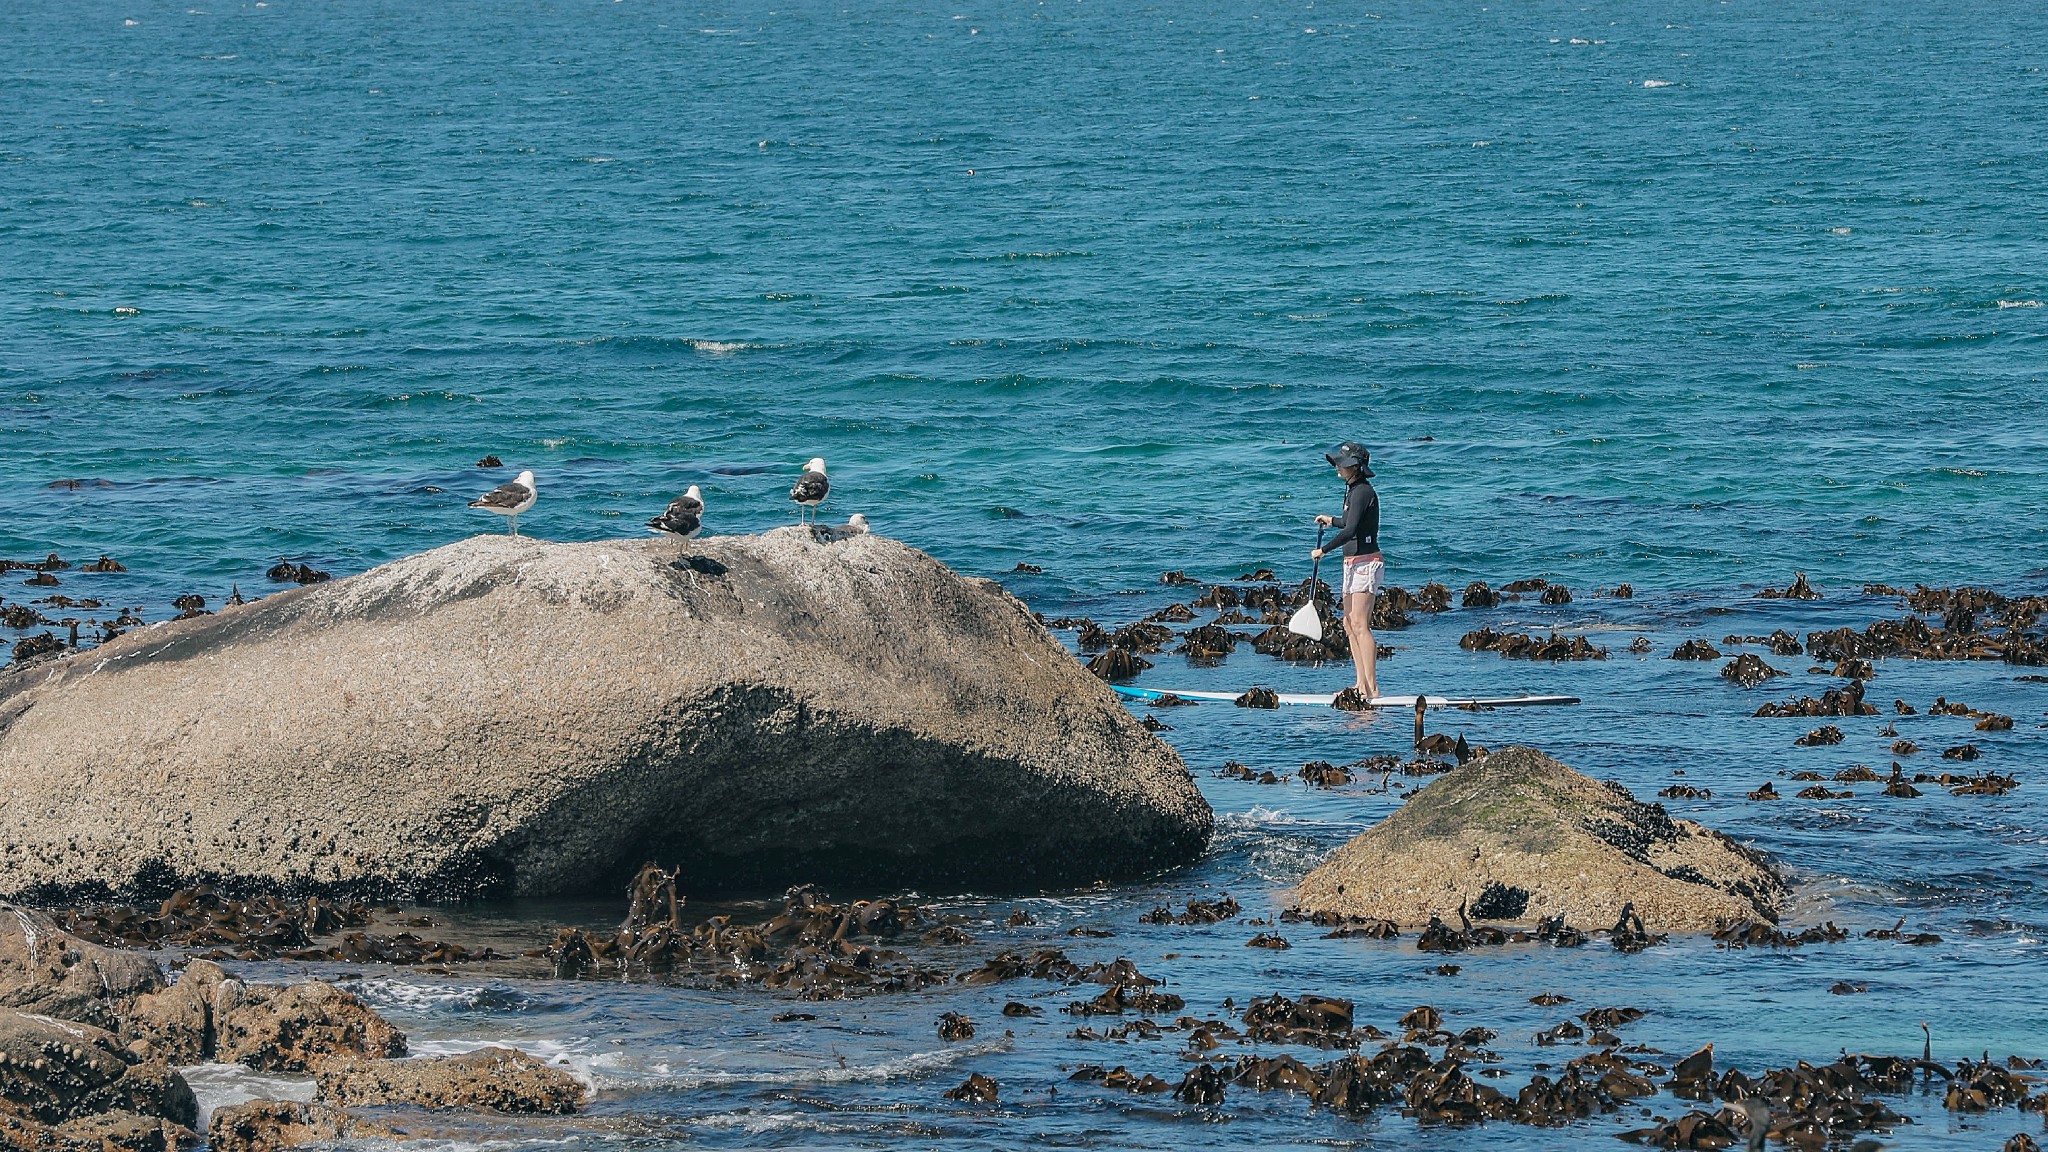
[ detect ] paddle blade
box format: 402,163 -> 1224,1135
1286,601 -> 1323,641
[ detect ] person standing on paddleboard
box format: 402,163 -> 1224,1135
1310,442 -> 1381,702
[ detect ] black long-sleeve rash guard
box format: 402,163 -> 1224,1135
1324,477 -> 1381,559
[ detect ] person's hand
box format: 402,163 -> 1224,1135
1314,514 -> 1335,527
1310,548 -> 1324,561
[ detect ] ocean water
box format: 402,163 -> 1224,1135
5,0 -> 2048,1148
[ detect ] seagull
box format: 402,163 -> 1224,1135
648,484 -> 704,548
470,469 -> 536,536
790,457 -> 828,522
818,513 -> 869,542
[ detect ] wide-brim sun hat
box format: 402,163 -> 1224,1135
1325,441 -> 1374,477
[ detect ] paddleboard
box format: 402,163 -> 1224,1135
1111,685 -> 1579,708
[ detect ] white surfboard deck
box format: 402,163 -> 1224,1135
1112,685 -> 1579,708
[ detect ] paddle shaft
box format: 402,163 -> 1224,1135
1307,524 -> 1325,601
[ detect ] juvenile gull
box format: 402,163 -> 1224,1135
470,469 -> 536,536
817,512 -> 869,543
790,457 -> 829,522
648,484 -> 705,548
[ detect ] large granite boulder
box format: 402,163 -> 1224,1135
0,530 -> 1208,898
1292,746 -> 1787,931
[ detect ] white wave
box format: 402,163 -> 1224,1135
585,1036 -> 1011,1091
1642,79 -> 1675,88
179,1063 -> 315,1131
1220,805 -> 1356,830
336,1140 -> 575,1152
689,339 -> 751,355
682,1113 -> 921,1135
347,976 -> 536,1014
1996,299 -> 2041,308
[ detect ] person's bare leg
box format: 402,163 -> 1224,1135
1345,590 -> 1378,700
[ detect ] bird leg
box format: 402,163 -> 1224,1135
510,513 -> 520,537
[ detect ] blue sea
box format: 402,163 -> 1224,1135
5,1 -> 2048,1148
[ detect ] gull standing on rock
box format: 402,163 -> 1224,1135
648,484 -> 705,549
790,457 -> 829,522
470,469 -> 536,536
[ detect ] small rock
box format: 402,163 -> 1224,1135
312,1047 -> 584,1114
216,980 -> 405,1072
1793,725 -> 1844,747
1671,639 -> 1721,661
1719,653 -> 1785,687
942,1072 -> 998,1103
126,959 -> 228,1065
205,1100 -> 351,1152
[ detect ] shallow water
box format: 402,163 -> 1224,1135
5,0 -> 2048,1146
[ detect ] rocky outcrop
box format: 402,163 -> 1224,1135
44,1110 -> 191,1152
0,909 -> 163,1031
0,1009 -> 196,1129
1,909 -> 398,1076
1292,747 -> 1787,931
203,1101 -> 350,1152
0,908 -> 579,1149
124,962 -> 226,1067
314,1048 -> 584,1114
0,531 -> 1209,899
213,981 -> 403,1073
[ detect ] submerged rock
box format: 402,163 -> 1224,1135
1291,747 -> 1787,932
0,531 -> 1208,898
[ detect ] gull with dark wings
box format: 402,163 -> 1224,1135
790,457 -> 829,522
470,469 -> 536,536
648,484 -> 705,549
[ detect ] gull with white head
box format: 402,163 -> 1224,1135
470,469 -> 536,536
648,484 -> 705,550
790,457 -> 829,522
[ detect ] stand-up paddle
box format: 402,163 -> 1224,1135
1286,526 -> 1325,641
